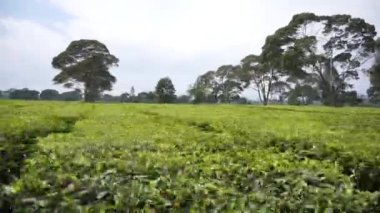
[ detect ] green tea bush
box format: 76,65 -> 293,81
1,101 -> 380,211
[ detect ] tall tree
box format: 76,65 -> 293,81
129,86 -> 136,102
130,86 -> 135,97
189,71 -> 218,103
263,13 -> 377,106
368,38 -> 380,104
155,77 -> 176,103
214,65 -> 244,103
240,55 -> 285,105
52,39 -> 119,102
190,66 -> 243,103
287,84 -> 320,105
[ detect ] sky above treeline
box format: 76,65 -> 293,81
0,0 -> 379,98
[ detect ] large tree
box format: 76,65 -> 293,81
263,13 -> 377,106
214,65 -> 244,103
189,71 -> 219,103
52,39 -> 119,102
155,77 -> 176,103
286,84 -> 320,105
240,55 -> 285,105
368,38 -> 380,104
189,65 -> 243,103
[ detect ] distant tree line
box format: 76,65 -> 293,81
2,13 -> 379,106
0,88 -> 83,101
0,77 -> 191,103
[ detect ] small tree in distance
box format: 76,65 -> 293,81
59,89 -> 82,101
155,77 -> 176,103
9,88 -> 40,100
40,89 -> 60,100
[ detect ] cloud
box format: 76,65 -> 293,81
0,17 -> 69,91
1,0 -> 379,97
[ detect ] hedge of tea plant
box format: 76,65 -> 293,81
1,101 -> 380,211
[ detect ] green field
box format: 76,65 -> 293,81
1,100 -> 380,211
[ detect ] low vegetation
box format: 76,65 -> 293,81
1,100 -> 380,211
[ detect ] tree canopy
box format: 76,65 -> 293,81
189,71 -> 218,103
155,77 -> 176,103
59,89 -> 83,101
52,39 -> 119,102
240,54 -> 285,105
40,89 -> 60,100
9,88 -> 40,100
368,38 -> 380,103
262,13 -> 377,105
189,65 -> 244,103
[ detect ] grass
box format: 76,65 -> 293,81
1,100 -> 380,211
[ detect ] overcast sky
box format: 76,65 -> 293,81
0,0 -> 379,98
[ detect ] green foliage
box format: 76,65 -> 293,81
190,65 -> 243,103
101,94 -> 121,102
120,92 -> 130,103
240,55 -> 285,105
188,71 -> 218,103
52,39 -> 119,102
287,85 -> 319,105
1,101 -> 380,211
9,88 -> 40,100
59,89 -> 82,101
136,92 -> 157,103
368,38 -> 380,104
121,91 -> 158,103
176,95 -> 191,103
120,87 -> 156,103
340,91 -> 362,106
367,87 -> 380,104
262,13 -> 377,106
214,65 -> 244,103
155,77 -> 176,103
0,101 -> 88,211
40,89 -> 60,100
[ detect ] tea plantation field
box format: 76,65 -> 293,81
1,100 -> 380,212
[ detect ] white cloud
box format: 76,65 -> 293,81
1,0 -> 379,97
48,0 -> 265,55
0,18 -> 70,91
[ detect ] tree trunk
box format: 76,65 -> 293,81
261,86 -> 268,106
84,83 -> 96,103
257,88 -> 263,103
84,91 -> 95,102
263,96 -> 268,105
